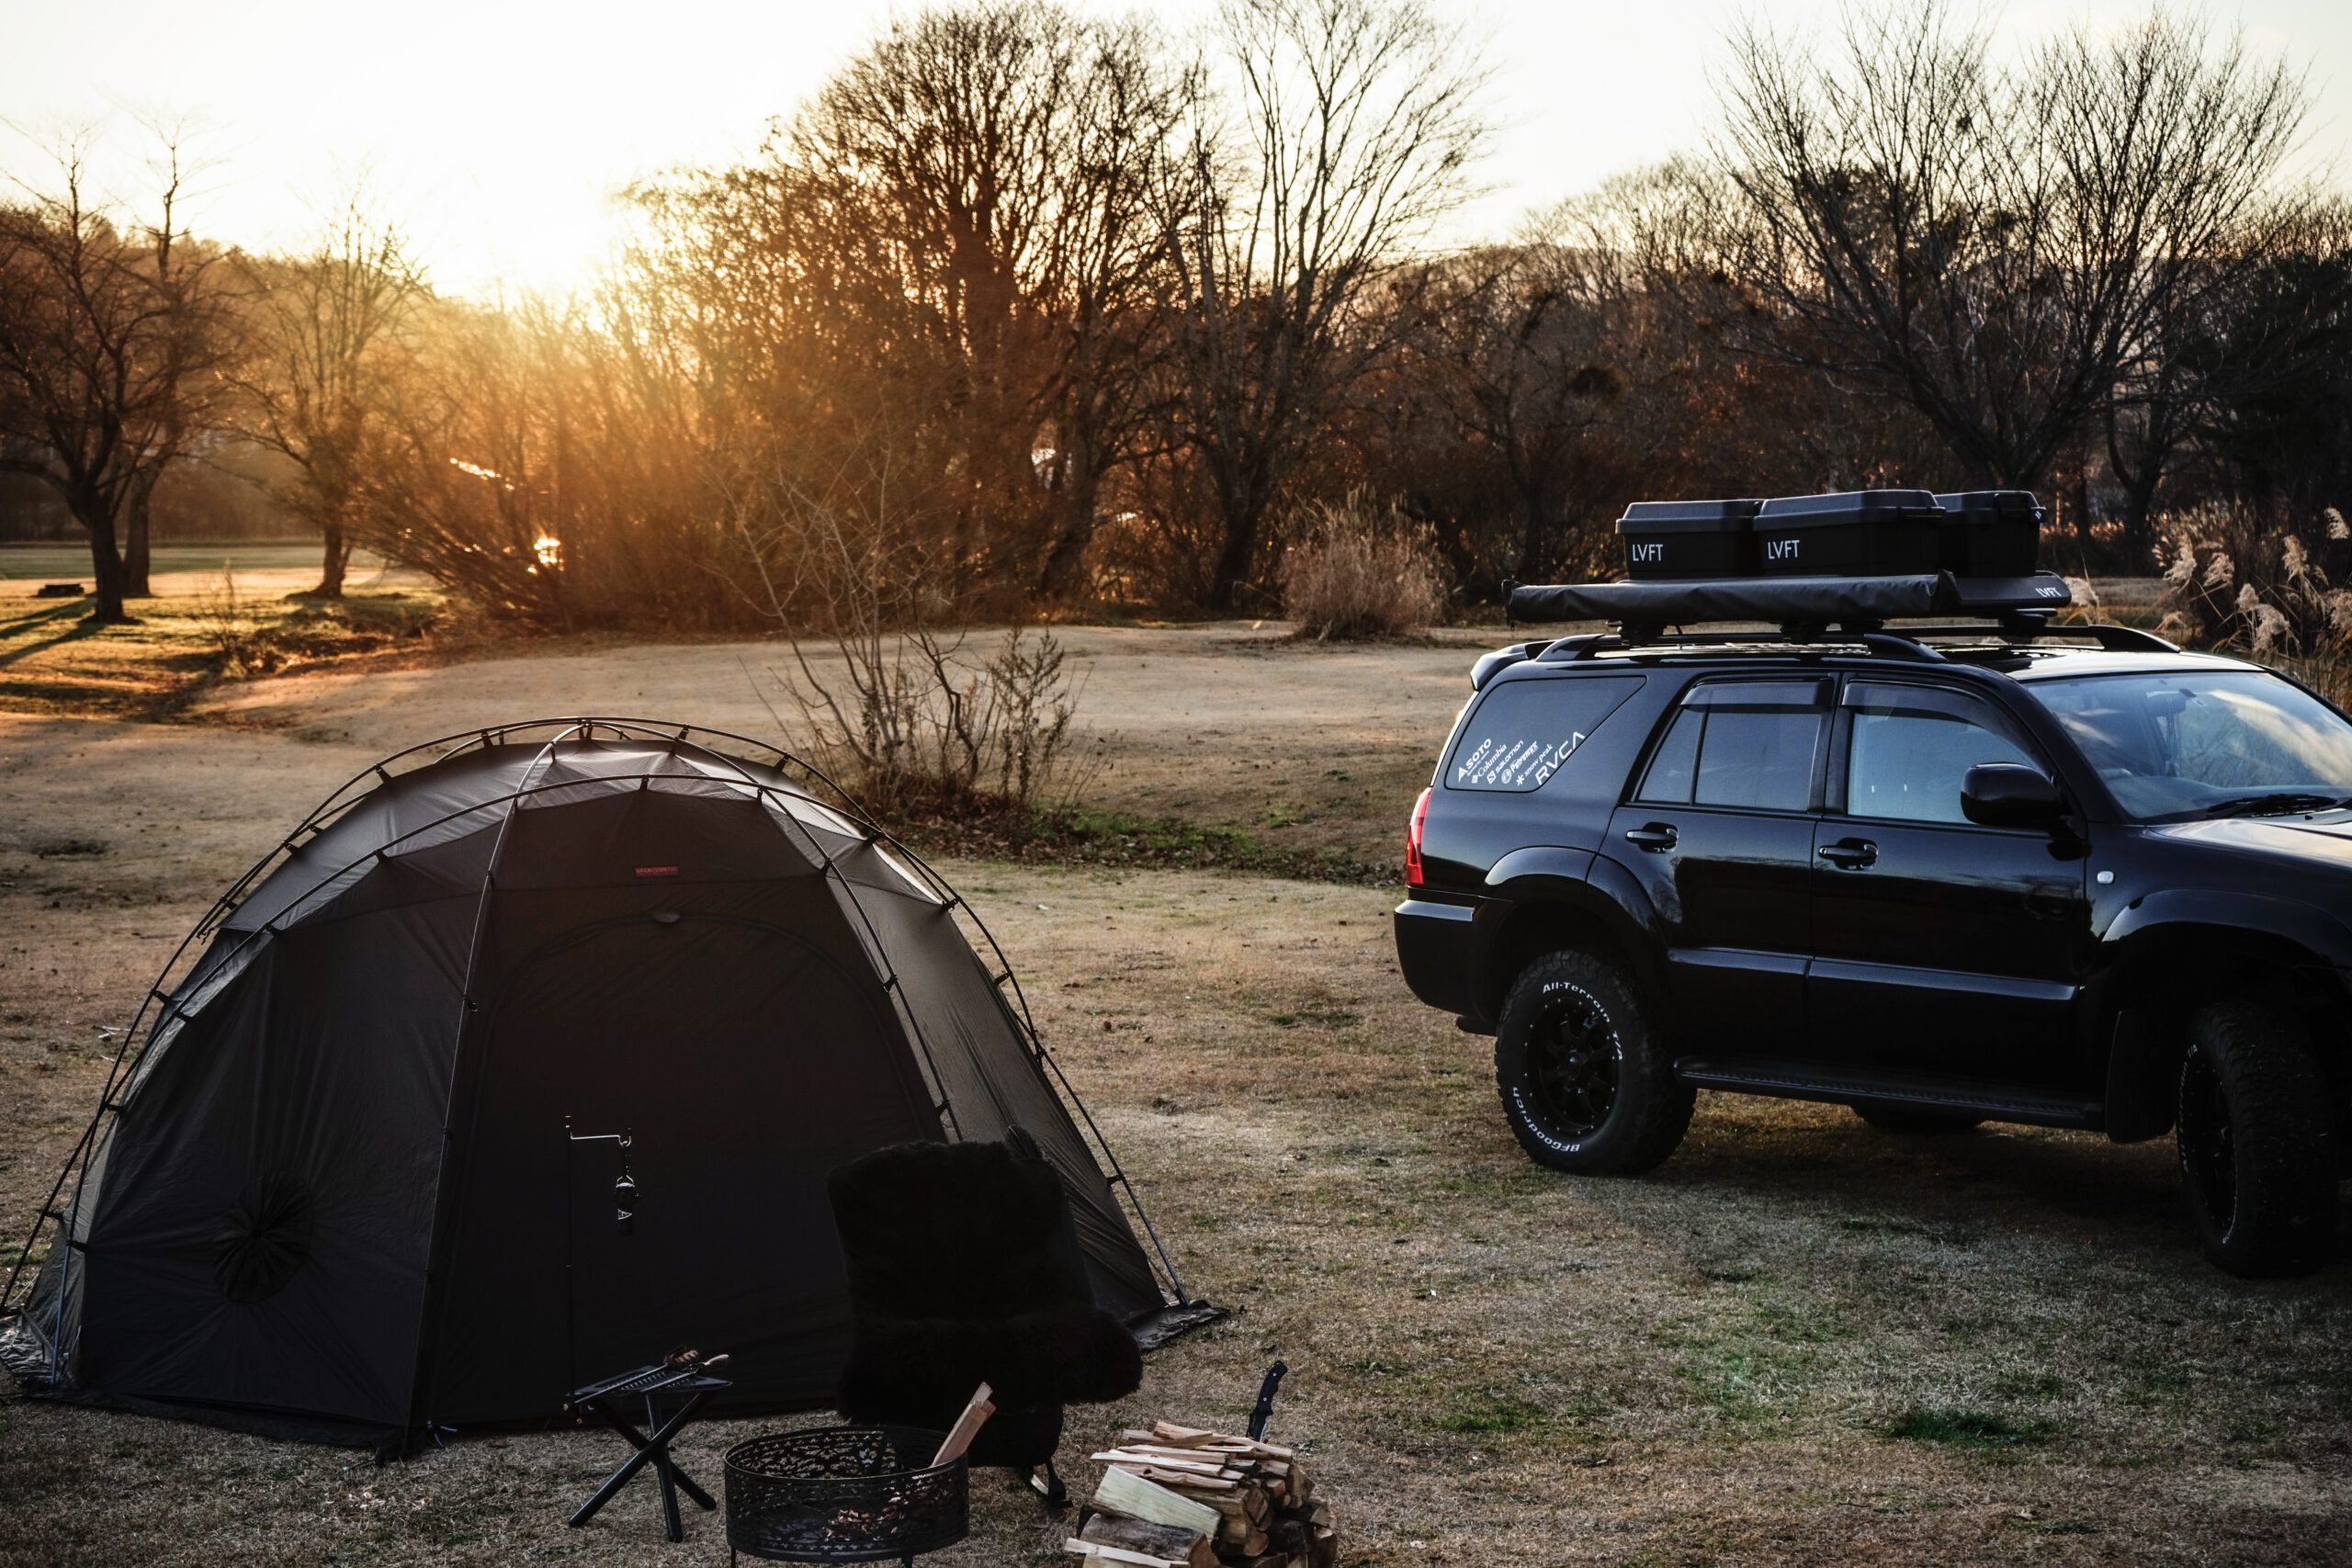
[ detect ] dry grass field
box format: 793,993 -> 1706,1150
1,622 -> 2348,1565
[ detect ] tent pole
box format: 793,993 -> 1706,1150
397,733 -> 561,1454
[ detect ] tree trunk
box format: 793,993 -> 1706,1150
1207,472 -> 1266,614
1208,524 -> 1255,614
1515,480 -> 1558,584
2115,469 -> 2162,574
2068,438 -> 2096,566
123,472 -> 154,598
1036,469 -> 1101,602
80,514 -> 131,625
313,520 -> 351,599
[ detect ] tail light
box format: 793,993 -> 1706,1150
1404,787 -> 1431,886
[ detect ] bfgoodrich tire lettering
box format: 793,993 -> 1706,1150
2177,998 -> 2339,1279
1494,950 -> 1692,1175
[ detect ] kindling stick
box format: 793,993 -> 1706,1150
931,1382 -> 996,1467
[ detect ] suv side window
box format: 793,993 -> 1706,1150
1636,681 -> 1828,812
1446,674 -> 1645,791
1842,682 -> 2039,824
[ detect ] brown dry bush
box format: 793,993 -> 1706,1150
1279,494 -> 1448,639
2154,502 -> 2352,654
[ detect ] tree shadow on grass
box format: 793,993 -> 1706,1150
0,601 -> 108,670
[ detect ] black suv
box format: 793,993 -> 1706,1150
1396,615 -> 2351,1278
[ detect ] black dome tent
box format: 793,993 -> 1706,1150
0,719 -> 1188,1450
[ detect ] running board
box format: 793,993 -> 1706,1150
1673,1057 -> 2103,1130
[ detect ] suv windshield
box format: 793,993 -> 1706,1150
2025,668 -> 2352,821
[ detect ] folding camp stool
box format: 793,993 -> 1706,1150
567,1362 -> 734,1541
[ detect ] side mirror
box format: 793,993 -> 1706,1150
1962,762 -> 2066,829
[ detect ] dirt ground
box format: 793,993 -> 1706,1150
2,631 -> 2349,1566
184,620 -> 1497,867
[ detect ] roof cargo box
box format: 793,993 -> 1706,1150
1935,490 -> 2044,577
1615,499 -> 1761,580
1754,490 -> 1943,576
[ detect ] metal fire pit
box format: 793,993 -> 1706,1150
723,1426 -> 967,1564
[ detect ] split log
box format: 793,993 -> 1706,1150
1106,1445 -> 1259,1471
930,1382 -> 995,1466
1090,1450 -> 1242,1479
1122,1465 -> 1240,1493
1149,1421 -> 1293,1460
1100,1416 -> 1332,1568
1077,1515 -> 1216,1568
1144,1422 -> 1223,1447
1062,1541 -> 1183,1568
1090,1467 -> 1219,1537
1215,1517 -> 1270,1556
1186,1485 -> 1272,1527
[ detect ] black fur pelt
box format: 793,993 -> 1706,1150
838,1303 -> 1143,1411
828,1134 -> 1144,1463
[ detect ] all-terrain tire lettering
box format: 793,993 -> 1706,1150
1493,950 -> 1692,1176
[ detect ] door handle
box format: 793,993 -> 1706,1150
1623,822 -> 1679,852
2024,891 -> 2075,920
1818,837 -> 1878,869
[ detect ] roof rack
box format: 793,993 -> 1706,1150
1469,618 -> 2177,689
1506,570 -> 2073,638
1891,622 -> 2177,653
1535,621 -> 2173,660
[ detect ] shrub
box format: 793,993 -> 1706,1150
768,625 -> 1085,824
1279,494 -> 1448,640
188,570 -> 262,677
2154,502 -> 2352,657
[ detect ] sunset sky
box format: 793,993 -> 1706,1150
5,0 -> 2347,296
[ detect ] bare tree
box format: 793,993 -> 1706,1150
1152,0 -> 1491,610
1696,0 -> 2306,491
787,2 -> 1186,598
0,127 -> 232,620
1396,227 -> 1638,582
231,183 -> 428,597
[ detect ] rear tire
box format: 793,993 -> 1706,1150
1851,1101 -> 1984,1135
1494,951 -> 1691,1175
2177,998 -> 2338,1279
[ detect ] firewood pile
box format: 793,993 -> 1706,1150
1062,1420 -> 1337,1568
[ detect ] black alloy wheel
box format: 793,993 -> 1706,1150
1494,950 -> 1691,1176
1525,988 -> 1621,1139
2176,998 -> 2338,1279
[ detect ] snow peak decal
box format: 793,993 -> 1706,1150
1453,731 -> 1588,790
1447,674 -> 1645,793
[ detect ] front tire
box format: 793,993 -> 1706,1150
2177,998 -> 2338,1279
1494,951 -> 1691,1175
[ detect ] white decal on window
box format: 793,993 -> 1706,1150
1456,730 -> 1589,789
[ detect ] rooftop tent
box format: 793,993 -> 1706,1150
0,720 -> 1183,1451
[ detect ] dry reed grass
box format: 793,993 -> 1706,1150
1280,498 -> 1448,642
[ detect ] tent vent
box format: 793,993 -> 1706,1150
213,1174 -> 317,1303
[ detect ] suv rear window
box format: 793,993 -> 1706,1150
1637,680 -> 1829,811
1447,675 -> 1644,791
